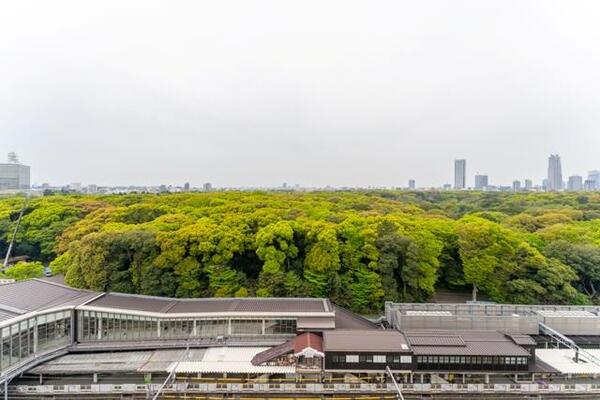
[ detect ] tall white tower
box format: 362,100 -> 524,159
547,154 -> 563,191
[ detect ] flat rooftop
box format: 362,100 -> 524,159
30,349 -> 207,374
536,349 -> 600,374
536,310 -> 599,318
174,347 -> 295,374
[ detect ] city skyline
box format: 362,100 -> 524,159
9,150 -> 600,192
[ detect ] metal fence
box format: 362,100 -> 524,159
15,382 -> 600,395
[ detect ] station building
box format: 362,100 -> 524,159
4,279 -> 600,398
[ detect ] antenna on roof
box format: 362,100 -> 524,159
7,152 -> 19,164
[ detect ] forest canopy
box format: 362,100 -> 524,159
2,190 -> 600,313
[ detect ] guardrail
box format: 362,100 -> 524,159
15,382 -> 600,395
0,347 -> 70,386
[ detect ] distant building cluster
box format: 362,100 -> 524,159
433,154 -> 600,193
4,150 -> 599,195
33,182 -> 217,195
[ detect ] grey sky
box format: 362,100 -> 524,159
1,0 -> 600,188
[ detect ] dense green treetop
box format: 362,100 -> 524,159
1,190 -> 600,312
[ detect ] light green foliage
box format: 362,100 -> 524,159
1,261 -> 44,281
1,190 -> 600,310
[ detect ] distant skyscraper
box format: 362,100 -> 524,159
512,180 -> 521,192
524,179 -> 533,191
474,174 -> 488,190
454,159 -> 466,190
588,170 -> 600,191
547,154 -> 563,191
567,176 -> 583,191
585,179 -> 596,191
203,182 -> 213,192
408,179 -> 416,190
0,153 -> 30,190
183,182 -> 190,191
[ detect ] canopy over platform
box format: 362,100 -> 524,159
173,347 -> 295,374
536,349 -> 600,374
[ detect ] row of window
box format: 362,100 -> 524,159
78,311 -> 297,342
331,354 -> 413,364
416,355 -> 529,365
0,311 -> 71,372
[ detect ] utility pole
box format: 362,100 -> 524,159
386,366 -> 405,400
2,194 -> 29,271
151,342 -> 191,400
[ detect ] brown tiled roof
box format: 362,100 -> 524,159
408,335 -> 465,347
404,330 -> 530,357
251,340 -> 294,366
507,334 -> 537,346
323,330 -> 410,353
87,293 -> 331,314
294,332 -> 323,354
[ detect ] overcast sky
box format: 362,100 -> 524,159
1,1 -> 600,188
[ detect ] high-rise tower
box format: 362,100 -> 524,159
454,159 -> 466,190
547,154 -> 563,191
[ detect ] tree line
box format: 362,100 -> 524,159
1,191 -> 600,312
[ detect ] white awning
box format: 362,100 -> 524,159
294,347 -> 324,358
172,347 -> 295,374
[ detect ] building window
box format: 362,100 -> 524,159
346,355 -> 359,363
332,354 -> 345,363
359,355 -> 373,363
400,355 -> 412,363
230,319 -> 263,335
264,319 -> 296,335
373,355 -> 386,363
388,354 -> 401,363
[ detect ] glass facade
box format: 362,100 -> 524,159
0,310 -> 72,373
0,308 -> 298,374
78,311 -> 297,342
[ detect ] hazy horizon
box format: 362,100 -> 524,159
2,1 -> 600,188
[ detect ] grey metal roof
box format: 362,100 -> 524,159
333,305 -> 379,330
87,292 -> 331,314
29,349 -> 208,374
323,330 -> 410,353
0,309 -> 18,323
0,279 -> 98,318
404,330 -> 531,357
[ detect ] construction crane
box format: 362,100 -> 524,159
2,194 -> 30,271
